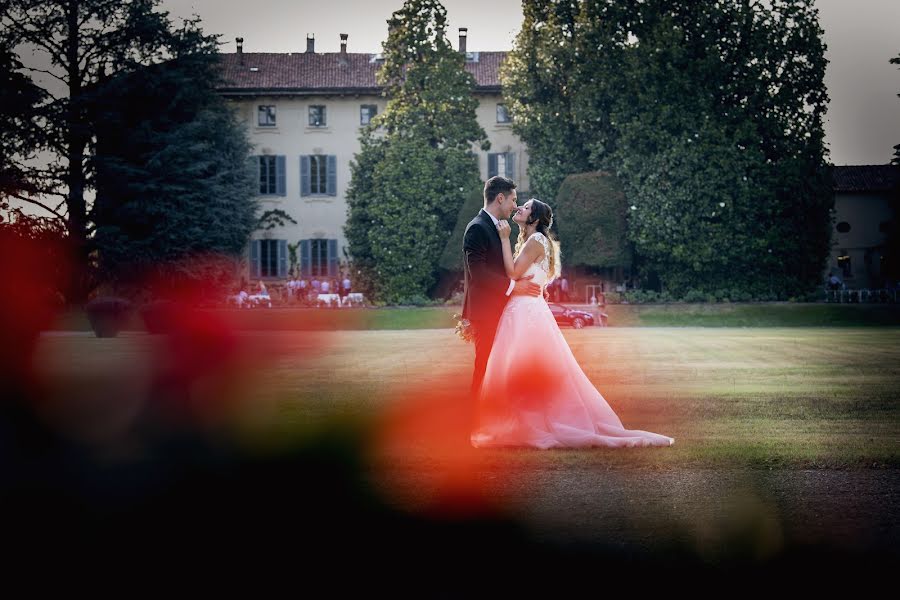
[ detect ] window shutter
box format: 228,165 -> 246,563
300,156 -> 310,196
277,239 -> 288,277
488,153 -> 498,178
250,240 -> 261,278
327,155 -> 337,196
300,240 -> 311,277
506,152 -> 515,180
249,156 -> 260,183
276,156 -> 286,196
328,239 -> 338,277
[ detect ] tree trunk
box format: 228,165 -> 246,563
63,0 -> 92,304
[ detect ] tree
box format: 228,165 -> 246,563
0,42 -> 44,202
498,0 -> 591,202
0,0 -> 229,302
345,0 -> 488,303
90,52 -> 257,296
503,0 -> 832,298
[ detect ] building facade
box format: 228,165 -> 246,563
828,165 -> 898,289
218,32 -> 529,281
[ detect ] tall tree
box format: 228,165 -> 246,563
345,0 -> 488,303
91,52 -> 257,295
0,42 -> 44,202
503,0 -> 832,298
0,0 -> 229,302
498,0 -> 590,202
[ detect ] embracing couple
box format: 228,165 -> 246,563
461,176 -> 675,449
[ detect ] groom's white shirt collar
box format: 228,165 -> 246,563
482,208 -> 501,226
481,209 -> 515,297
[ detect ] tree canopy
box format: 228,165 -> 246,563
502,0 -> 832,297
0,0 -> 252,301
345,0 -> 487,303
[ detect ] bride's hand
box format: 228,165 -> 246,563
496,220 -> 511,240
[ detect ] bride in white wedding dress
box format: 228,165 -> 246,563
470,198 -> 675,449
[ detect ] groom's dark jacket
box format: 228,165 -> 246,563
462,209 -> 512,334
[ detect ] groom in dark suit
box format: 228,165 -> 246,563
463,176 -> 541,398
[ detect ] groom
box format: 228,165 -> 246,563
462,176 -> 541,398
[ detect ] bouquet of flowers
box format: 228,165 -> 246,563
452,313 -> 475,343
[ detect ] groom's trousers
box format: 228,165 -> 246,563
471,320 -> 500,400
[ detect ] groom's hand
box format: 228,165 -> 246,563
512,274 -> 541,297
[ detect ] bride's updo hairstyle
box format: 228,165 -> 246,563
515,198 -> 562,282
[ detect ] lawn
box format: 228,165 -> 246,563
53,301 -> 900,331
32,326 -> 900,563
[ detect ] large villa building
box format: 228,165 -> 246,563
218,30 -> 529,281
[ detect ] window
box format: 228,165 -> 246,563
257,105 -> 276,127
258,155 -> 285,195
250,239 -> 288,278
496,104 -> 511,124
838,253 -> 852,278
310,155 -> 327,195
309,105 -> 326,127
488,152 -> 516,179
360,104 -> 378,126
300,155 -> 337,196
836,221 -> 851,233
300,239 -> 339,277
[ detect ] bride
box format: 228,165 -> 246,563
470,198 -> 675,449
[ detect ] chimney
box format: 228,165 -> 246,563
306,34 -> 315,53
459,27 -> 467,54
339,33 -> 349,65
236,37 -> 244,64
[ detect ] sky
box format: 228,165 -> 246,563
160,0 -> 900,166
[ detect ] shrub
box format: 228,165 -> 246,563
85,296 -> 131,338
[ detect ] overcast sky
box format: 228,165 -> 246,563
159,0 -> 900,166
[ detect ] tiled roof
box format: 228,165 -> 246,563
831,164 -> 899,193
218,51 -> 506,93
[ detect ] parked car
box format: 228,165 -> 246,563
548,302 -> 597,329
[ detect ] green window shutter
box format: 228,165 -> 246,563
488,153 -> 498,178
249,156 -> 260,194
300,156 -> 310,196
327,155 -> 337,196
300,240 -> 311,277
276,156 -> 286,196
327,239 -> 338,277
250,240 -> 261,278
278,239 -> 288,277
506,152 -> 515,179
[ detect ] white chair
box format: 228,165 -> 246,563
342,292 -> 365,307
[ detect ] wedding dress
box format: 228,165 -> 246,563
471,232 -> 675,449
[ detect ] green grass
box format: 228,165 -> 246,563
606,302 -> 900,327
31,326 -> 899,556
35,327 -> 900,470
53,302 -> 900,331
